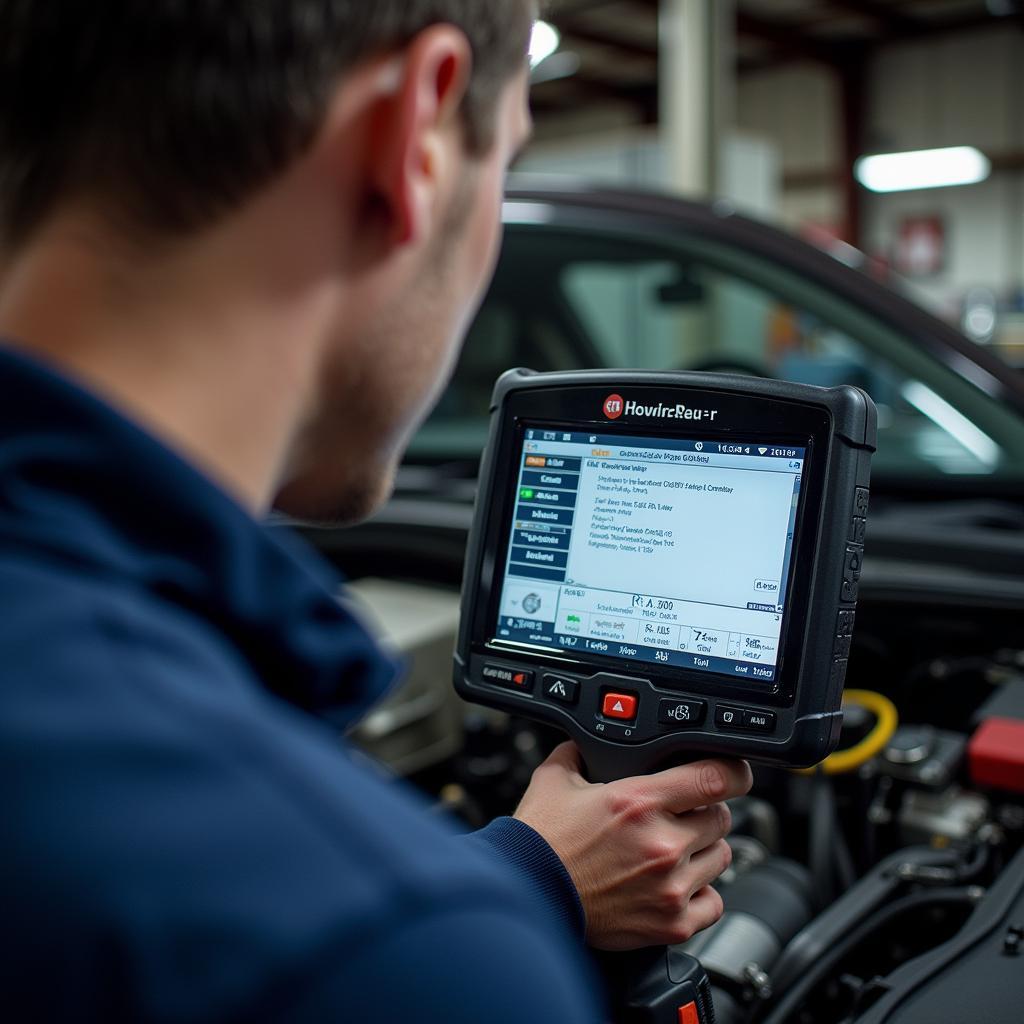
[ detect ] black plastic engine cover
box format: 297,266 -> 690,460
854,845 -> 1024,1024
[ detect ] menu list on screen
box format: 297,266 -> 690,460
494,428 -> 807,684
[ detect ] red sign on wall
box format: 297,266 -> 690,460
894,216 -> 946,277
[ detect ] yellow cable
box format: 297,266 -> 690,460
795,689 -> 899,776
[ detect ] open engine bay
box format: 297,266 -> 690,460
314,493 -> 1024,1024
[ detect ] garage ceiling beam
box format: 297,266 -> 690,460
551,3 -> 1006,71
537,0 -> 1012,132
532,74 -> 659,123
547,0 -> 638,19
572,71 -> 658,107
880,11 -> 1010,43
827,0 -> 921,34
558,22 -> 658,61
735,11 -> 844,67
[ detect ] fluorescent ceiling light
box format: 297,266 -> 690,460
529,21 -> 561,69
855,147 -> 990,193
531,50 -> 580,85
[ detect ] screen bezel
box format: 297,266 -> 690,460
467,387 -> 833,708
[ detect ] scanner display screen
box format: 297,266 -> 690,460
493,428 -> 807,684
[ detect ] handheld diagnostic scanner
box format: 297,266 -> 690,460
454,369 -> 877,782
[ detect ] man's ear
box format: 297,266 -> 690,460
368,26 -> 473,247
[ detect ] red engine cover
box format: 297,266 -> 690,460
968,717 -> 1024,794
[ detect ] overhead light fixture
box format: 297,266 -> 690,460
531,51 -> 580,85
855,146 -> 991,193
529,20 -> 561,69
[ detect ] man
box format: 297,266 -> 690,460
0,2 -> 751,1020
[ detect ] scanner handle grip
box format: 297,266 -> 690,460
596,947 -> 717,1023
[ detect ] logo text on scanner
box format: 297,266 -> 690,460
603,394 -> 719,422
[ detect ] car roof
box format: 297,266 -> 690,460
502,180 -> 1024,419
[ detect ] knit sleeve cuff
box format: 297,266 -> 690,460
468,816 -> 586,940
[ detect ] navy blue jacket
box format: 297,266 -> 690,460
0,347 -> 603,1022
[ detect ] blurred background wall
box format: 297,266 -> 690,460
520,1 -> 1024,358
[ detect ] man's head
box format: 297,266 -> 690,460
0,2 -> 534,519
0,2 -> 533,249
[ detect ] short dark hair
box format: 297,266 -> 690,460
0,1 -> 532,248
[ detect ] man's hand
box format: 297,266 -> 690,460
514,742 -> 752,951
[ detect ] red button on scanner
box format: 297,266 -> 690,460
602,692 -> 638,721
678,1002 -> 700,1024
675,999 -> 700,1024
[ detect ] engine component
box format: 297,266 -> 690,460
880,725 -> 966,789
343,578 -> 466,775
727,796 -> 782,856
763,886 -> 979,1024
896,785 -> 989,845
852,845 -> 1024,1024
796,689 -> 899,776
968,676 -> 1024,795
679,858 -> 814,1021
970,676 -> 1024,726
969,718 -> 1024,794
769,844 -> 971,995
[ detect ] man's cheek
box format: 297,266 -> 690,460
472,185 -> 504,292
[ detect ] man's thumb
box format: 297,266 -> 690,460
540,740 -> 585,777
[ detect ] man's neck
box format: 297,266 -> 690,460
0,212 -> 337,514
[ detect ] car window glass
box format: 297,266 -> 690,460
563,261 -> 709,370
562,258 -> 1003,477
411,222 -> 1024,483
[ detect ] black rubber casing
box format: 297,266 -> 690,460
454,369 -> 876,781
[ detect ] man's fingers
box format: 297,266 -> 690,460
683,838 -> 733,893
648,759 -> 752,814
681,884 -> 725,938
517,746 -> 740,951
668,804 -> 733,859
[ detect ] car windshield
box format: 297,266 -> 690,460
411,208 -> 1024,487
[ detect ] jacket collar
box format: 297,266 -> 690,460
0,344 -> 399,726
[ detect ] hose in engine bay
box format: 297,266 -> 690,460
795,689 -> 899,777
